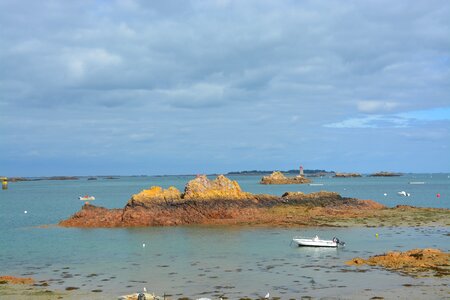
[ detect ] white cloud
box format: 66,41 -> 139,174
64,48 -> 122,80
357,100 -> 400,113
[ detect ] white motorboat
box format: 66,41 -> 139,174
292,235 -> 345,248
79,195 -> 95,201
409,181 -> 425,185
309,183 -> 324,186
397,191 -> 411,197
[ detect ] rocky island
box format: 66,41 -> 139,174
369,171 -> 402,177
260,171 -> 311,184
333,172 -> 362,178
60,174 -> 390,228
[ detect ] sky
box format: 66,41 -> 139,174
1,0 -> 449,176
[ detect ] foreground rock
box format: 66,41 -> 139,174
369,171 -> 402,177
0,276 -> 34,284
260,171 -> 311,184
334,172 -> 362,178
60,175 -> 386,228
346,248 -> 450,277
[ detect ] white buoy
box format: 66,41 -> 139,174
24,211 -> 27,214
383,193 -> 387,196
142,243 -> 146,248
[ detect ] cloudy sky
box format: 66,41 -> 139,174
1,0 -> 449,176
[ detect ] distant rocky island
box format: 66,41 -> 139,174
333,172 -> 362,178
228,169 -> 335,176
260,171 -> 311,184
369,171 -> 402,177
8,176 -> 79,182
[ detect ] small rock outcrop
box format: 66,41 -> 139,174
333,172 -> 362,178
183,175 -> 254,200
260,171 -> 311,184
346,248 -> 450,277
369,171 -> 402,177
281,191 -> 384,209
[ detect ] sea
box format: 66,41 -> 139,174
0,174 -> 449,299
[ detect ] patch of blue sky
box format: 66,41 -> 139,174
399,106 -> 450,121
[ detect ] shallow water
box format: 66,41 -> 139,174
0,174 -> 449,298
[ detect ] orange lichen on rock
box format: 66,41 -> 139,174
346,248 -> 450,276
0,276 -> 34,284
260,171 -> 311,184
183,175 -> 254,200
128,186 -> 182,207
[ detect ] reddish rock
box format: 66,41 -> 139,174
0,276 -> 34,284
346,248 -> 450,277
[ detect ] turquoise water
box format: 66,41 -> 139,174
0,174 -> 449,298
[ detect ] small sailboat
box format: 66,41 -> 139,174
292,235 -> 345,247
79,195 -> 95,201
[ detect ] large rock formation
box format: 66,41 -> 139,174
346,248 -> 450,277
260,171 -> 311,184
59,175 -> 387,228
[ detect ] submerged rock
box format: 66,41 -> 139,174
260,171 -> 311,184
346,248 -> 450,277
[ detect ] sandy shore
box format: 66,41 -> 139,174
1,282 -> 449,299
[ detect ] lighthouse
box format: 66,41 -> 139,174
299,166 -> 304,176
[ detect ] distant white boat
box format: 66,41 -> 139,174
79,195 -> 95,201
409,181 -> 425,185
397,191 -> 411,197
309,183 -> 324,186
292,235 -> 345,248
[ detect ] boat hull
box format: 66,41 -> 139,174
292,238 -> 338,248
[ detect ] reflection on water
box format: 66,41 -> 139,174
1,226 -> 448,298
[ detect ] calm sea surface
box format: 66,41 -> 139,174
0,174 -> 449,298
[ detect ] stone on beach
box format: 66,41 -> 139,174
0,275 -> 34,284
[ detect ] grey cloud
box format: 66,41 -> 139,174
1,0 -> 449,174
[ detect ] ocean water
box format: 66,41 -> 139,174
0,174 -> 449,298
